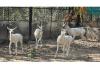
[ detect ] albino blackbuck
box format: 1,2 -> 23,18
63,23 -> 86,40
7,27 -> 23,55
34,25 -> 43,49
55,29 -> 75,58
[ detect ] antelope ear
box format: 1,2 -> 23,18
62,22 -> 66,27
38,26 -> 41,28
41,25 -> 43,28
7,26 -> 10,30
40,25 -> 42,27
13,27 -> 17,30
41,24 -> 43,27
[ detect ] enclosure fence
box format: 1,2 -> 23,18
0,7 -> 100,43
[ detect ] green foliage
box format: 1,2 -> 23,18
10,9 -> 22,21
0,7 -> 29,21
0,7 -> 69,22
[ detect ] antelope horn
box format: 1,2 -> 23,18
7,26 -> 10,30
13,27 -> 17,30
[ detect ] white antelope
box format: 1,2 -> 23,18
34,25 -> 43,49
55,29 -> 75,58
63,23 -> 86,40
7,27 -> 23,55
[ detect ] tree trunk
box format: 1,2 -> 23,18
76,14 -> 81,27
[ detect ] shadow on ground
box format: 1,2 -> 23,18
0,40 -> 99,62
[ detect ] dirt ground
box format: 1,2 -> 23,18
0,40 -> 100,62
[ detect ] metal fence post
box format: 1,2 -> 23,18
29,7 -> 32,41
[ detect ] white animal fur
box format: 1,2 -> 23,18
63,23 -> 86,40
7,27 -> 23,55
55,29 -> 74,58
34,25 -> 43,49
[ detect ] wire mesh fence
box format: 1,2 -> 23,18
0,7 -> 99,43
